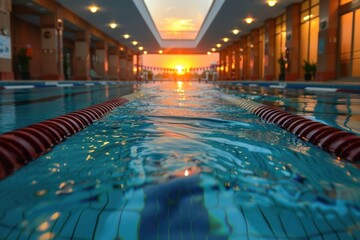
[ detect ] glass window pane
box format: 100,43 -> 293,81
309,17 -> 319,63
340,12 -> 353,77
311,0 -> 319,6
143,0 -> 214,40
311,5 -> 319,18
352,9 -> 360,76
300,22 -> 310,74
301,0 -> 309,11
340,0 -> 352,5
301,11 -> 310,23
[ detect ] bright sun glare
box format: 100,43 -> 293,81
176,65 -> 185,75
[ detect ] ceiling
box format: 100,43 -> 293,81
14,0 -> 303,54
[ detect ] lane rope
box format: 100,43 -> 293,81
0,97 -> 130,179
220,94 -> 360,163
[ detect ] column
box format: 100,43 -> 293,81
234,41 -> 240,80
250,29 -> 260,80
119,49 -> 127,80
0,0 -> 13,80
264,19 -> 276,80
40,10 -> 64,80
285,3 -> 301,81
242,36 -> 250,80
108,47 -> 119,80
127,53 -> 134,80
74,31 -> 90,80
316,0 -> 339,81
95,40 -> 108,79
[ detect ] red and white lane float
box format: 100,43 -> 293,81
222,95 -> 360,163
0,97 -> 128,179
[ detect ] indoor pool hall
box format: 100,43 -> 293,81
1,0 -> 360,239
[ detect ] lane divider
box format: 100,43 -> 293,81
221,94 -> 360,163
0,97 -> 129,179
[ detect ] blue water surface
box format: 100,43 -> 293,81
0,82 -> 359,239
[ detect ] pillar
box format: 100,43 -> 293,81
108,47 -> 119,80
316,0 -> 339,81
242,36 -> 251,80
234,41 -> 240,80
285,3 -> 301,81
95,40 -> 108,79
219,51 -> 225,80
0,0 -> 13,80
119,49 -> 127,80
264,19 -> 276,80
250,29 -> 260,80
74,31 -> 90,80
127,53 -> 134,80
40,11 -> 64,80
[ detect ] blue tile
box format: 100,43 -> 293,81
72,209 -> 99,239
93,210 -> 121,239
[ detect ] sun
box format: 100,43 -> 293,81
176,65 -> 185,75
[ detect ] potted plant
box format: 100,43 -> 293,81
310,62 -> 317,80
303,60 -> 312,81
16,45 -> 32,80
277,55 -> 286,81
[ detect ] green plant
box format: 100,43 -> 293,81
277,55 -> 286,75
303,60 -> 312,74
16,45 -> 32,79
310,62 -> 317,78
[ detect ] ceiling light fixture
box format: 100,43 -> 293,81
123,34 -> 130,39
207,52 -> 211,55
223,38 -> 229,43
143,51 -> 148,55
88,6 -> 99,13
245,17 -> 254,24
138,46 -> 144,51
159,50 -> 163,54
211,48 -> 216,52
109,23 -> 118,29
232,29 -> 240,35
132,41 -> 138,46
267,0 -> 277,7
216,43 -> 222,48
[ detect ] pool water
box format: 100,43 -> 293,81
0,82 -> 359,239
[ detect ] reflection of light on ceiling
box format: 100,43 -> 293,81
232,29 -> 240,35
88,5 -> 99,13
109,23 -> 118,29
267,0 -> 277,7
245,17 -> 254,24
184,169 -> 189,176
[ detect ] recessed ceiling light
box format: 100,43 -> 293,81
143,51 -> 148,55
267,0 -> 277,7
232,29 -> 240,35
216,43 -> 222,48
88,6 -> 99,13
245,17 -> 254,24
211,48 -> 216,52
109,23 -> 118,29
223,38 -> 229,43
207,52 -> 211,55
159,50 -> 163,54
132,41 -> 138,46
138,46 -> 144,51
123,34 -> 130,39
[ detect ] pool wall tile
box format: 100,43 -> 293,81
72,209 -> 100,239
243,206 -> 275,238
93,211 -> 121,240
118,211 -> 140,240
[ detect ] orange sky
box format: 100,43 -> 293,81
142,53 -> 219,70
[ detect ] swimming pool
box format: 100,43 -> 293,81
0,81 -> 359,239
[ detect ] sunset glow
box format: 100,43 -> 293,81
142,53 -> 219,70
143,0 -> 214,40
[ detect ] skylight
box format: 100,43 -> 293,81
143,0 -> 214,40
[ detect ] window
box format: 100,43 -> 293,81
300,0 -> 319,76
